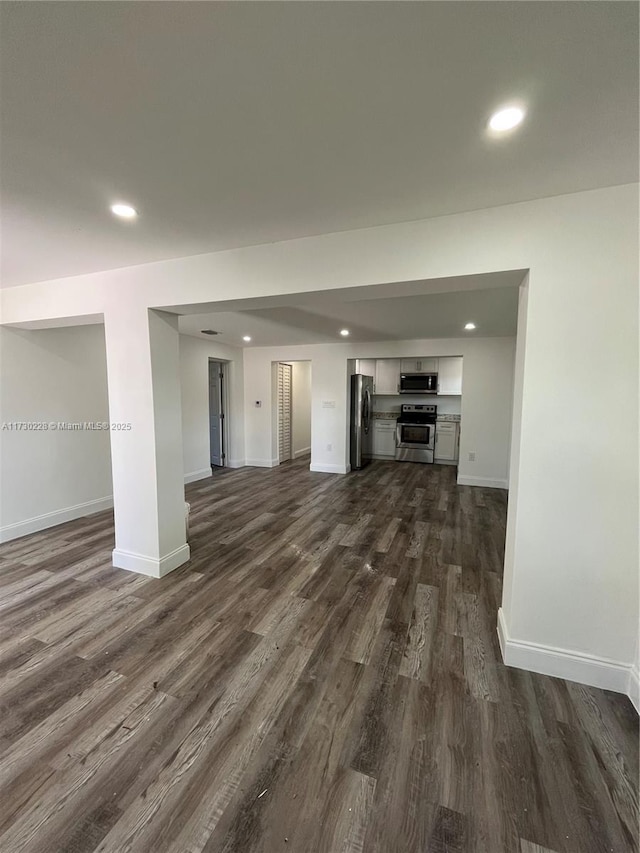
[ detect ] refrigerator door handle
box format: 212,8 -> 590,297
363,388 -> 371,434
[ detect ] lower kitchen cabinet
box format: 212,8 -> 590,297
373,419 -> 396,458
434,421 -> 459,462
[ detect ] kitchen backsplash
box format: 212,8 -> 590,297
372,394 -> 462,415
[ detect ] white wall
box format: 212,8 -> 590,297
245,346 -> 350,471
2,183 -> 638,700
179,335 -> 245,478
288,361 -> 311,457
501,279 -> 529,627
0,328 -> 245,541
499,205 -> 639,684
0,323 -> 113,540
245,337 -> 515,485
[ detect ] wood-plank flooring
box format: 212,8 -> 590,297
0,457 -> 637,852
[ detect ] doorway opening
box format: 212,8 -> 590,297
208,359 -> 227,469
276,361 -> 312,465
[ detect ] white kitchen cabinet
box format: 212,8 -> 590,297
375,359 -> 400,395
434,421 -> 459,462
437,357 -> 463,395
355,359 -> 376,380
373,420 -> 397,457
400,357 -> 438,374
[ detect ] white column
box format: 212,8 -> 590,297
104,307 -> 189,577
309,352 -> 349,474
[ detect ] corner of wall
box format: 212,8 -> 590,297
497,607 -> 636,699
628,663 -> 640,714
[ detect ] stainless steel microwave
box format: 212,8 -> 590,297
399,373 -> 438,394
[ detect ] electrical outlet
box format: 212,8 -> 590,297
468,451 -> 476,462
326,443 -> 332,451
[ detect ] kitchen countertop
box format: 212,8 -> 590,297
373,411 -> 461,422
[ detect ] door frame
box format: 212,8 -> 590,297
208,358 -> 229,468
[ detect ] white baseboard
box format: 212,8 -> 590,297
1,465 -> 222,544
294,447 -> 311,459
112,543 -> 190,578
226,458 -> 246,469
497,608 -> 635,698
0,496 -> 114,543
245,458 -> 279,468
628,664 -> 640,713
309,463 -> 349,474
184,468 -> 212,484
457,474 -> 508,489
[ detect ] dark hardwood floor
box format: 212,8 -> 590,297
0,457 -> 637,852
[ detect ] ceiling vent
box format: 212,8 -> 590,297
200,329 -> 219,335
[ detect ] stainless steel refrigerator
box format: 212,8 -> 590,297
350,373 -> 374,470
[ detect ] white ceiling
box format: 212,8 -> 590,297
178,279 -> 521,346
2,2 -> 638,288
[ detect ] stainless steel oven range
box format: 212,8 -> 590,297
395,404 -> 437,464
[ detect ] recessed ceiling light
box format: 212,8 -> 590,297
110,203 -> 138,219
243,336 -> 252,342
340,329 -> 350,337
465,322 -> 476,331
488,106 -> 525,133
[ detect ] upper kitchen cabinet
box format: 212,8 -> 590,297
437,356 -> 463,395
375,359 -> 400,395
400,358 -> 438,374
355,359 -> 376,379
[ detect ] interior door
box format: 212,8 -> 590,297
208,361 -> 224,467
278,362 -> 293,462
